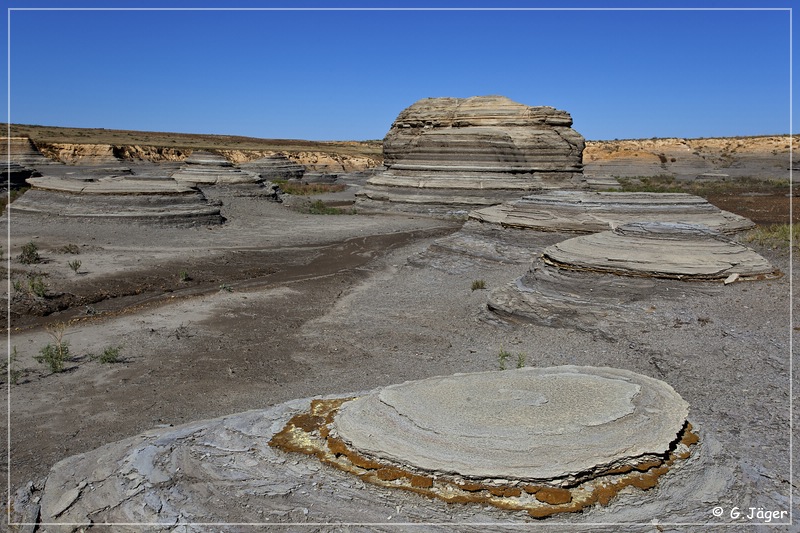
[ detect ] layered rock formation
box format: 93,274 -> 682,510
471,191 -> 755,234
356,96 -> 586,215
239,154 -> 305,181
170,150 -> 262,186
413,191 -> 756,270
1,137 -> 61,186
11,175 -> 223,226
488,222 -> 779,336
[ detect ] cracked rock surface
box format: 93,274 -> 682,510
333,366 -> 688,483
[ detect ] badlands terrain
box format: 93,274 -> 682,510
1,122 -> 797,530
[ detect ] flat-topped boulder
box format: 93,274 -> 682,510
171,150 -> 262,186
488,222 -> 779,336
471,190 -> 755,234
356,95 -> 587,215
11,175 -> 223,226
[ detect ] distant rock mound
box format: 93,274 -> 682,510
171,150 -> 262,186
11,175 -> 223,226
487,222 -> 779,337
356,96 -> 586,216
239,154 -> 305,181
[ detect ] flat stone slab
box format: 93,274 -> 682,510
333,366 -> 688,484
470,190 -> 755,234
11,176 -> 223,226
543,222 -> 776,280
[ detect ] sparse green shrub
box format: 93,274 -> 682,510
35,323 -> 69,373
498,348 -> 512,370
27,274 -> 47,297
516,352 -> 527,369
12,279 -> 22,292
95,345 -> 122,364
179,270 -> 191,282
219,283 -> 233,292
18,242 -> 40,264
68,259 -> 81,273
471,279 -> 486,291
2,346 -> 23,385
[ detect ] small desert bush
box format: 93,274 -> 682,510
18,241 -> 41,264
35,323 -> 70,373
274,180 -> 346,196
179,270 -> 191,282
94,345 -> 123,364
743,223 -> 799,251
498,348 -> 512,370
471,279 -> 486,291
27,274 -> 47,297
68,259 -> 81,273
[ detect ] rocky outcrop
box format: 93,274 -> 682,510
11,175 -> 223,226
471,190 -> 755,234
0,137 -> 63,187
356,96 -> 586,215
239,154 -> 305,181
36,142 -> 125,166
170,150 -> 262,186
488,222 -> 779,336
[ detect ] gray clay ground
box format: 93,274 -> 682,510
2,189 -> 797,531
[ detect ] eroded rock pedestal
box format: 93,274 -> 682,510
171,150 -> 262,186
488,222 -> 779,336
239,154 -> 306,181
272,366 -> 696,518
10,175 -> 223,226
356,95 -> 586,215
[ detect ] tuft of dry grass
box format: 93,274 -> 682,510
274,180 -> 347,195
742,223 -> 799,251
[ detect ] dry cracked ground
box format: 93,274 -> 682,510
1,189 -> 797,531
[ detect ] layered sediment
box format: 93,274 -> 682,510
356,95 -> 586,215
11,175 -> 223,226
170,150 -> 262,186
488,222 -> 779,336
239,154 -> 305,181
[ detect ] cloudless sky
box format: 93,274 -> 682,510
3,1 -> 796,140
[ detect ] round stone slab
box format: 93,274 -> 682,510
469,190 -> 754,234
543,221 -> 776,279
333,366 -> 689,483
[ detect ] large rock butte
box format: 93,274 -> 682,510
355,95 -> 586,215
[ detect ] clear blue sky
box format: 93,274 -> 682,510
3,1 -> 796,141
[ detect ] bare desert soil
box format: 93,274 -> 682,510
2,189 -> 798,529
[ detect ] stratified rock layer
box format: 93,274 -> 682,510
356,96 -> 586,214
239,154 -> 305,181
488,222 -> 779,336
334,366 -> 688,484
171,150 -> 262,186
11,176 -> 223,226
471,190 -> 755,234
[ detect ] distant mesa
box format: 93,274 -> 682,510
355,95 -> 587,215
170,150 -> 263,186
239,154 -> 305,181
488,222 -> 779,336
11,175 -> 224,226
